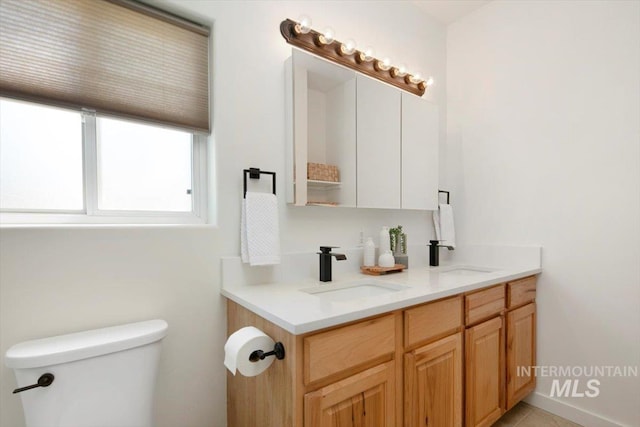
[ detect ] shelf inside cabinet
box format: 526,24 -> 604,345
307,180 -> 342,189
306,201 -> 339,207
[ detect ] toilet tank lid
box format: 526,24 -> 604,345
5,319 -> 168,369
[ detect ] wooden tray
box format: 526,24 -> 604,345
361,264 -> 406,276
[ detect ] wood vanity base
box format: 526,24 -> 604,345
226,275 -> 537,427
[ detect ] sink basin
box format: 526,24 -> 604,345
301,281 -> 408,301
438,266 -> 495,276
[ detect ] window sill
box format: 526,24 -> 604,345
0,212 -> 210,227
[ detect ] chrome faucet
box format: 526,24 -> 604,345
318,246 -> 347,282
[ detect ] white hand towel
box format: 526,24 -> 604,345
433,204 -> 456,249
240,199 -> 249,263
433,209 -> 442,242
241,192 -> 281,266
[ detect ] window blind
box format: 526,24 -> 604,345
0,0 -> 210,133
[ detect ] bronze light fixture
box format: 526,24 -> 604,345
280,18 -> 430,97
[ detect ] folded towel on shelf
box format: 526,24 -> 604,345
240,192 -> 281,266
433,203 -> 456,249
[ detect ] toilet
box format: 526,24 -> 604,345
5,319 -> 168,427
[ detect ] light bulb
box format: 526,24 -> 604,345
426,76 -> 434,86
375,57 -> 391,71
340,38 -> 357,55
296,15 -> 312,34
363,47 -> 374,61
392,63 -> 408,77
321,27 -> 335,44
408,72 -> 423,84
357,46 -> 374,63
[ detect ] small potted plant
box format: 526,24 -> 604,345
390,225 -> 408,267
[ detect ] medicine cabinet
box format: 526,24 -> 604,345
285,49 -> 438,210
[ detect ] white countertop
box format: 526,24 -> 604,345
221,245 -> 541,335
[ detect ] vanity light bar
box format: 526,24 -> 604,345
279,18 -> 431,97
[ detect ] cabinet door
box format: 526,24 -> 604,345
465,316 -> 505,427
305,361 -> 395,427
405,333 -> 462,427
506,303 -> 536,410
356,75 -> 401,209
401,93 -> 439,210
287,50 -> 357,207
286,54 -> 308,205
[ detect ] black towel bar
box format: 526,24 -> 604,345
243,168 -> 276,199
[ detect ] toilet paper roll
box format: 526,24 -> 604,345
224,326 -> 275,377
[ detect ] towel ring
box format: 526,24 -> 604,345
438,190 -> 450,204
243,168 -> 276,198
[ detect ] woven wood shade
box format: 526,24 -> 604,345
0,0 -> 210,133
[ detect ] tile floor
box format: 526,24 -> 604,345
492,402 -> 582,427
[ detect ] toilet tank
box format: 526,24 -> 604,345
5,319 -> 168,427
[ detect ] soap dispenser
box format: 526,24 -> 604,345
363,237 -> 376,267
429,240 -> 440,266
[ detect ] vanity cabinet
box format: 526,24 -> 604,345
226,276 -> 537,427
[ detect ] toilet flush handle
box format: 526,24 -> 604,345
12,373 -> 55,394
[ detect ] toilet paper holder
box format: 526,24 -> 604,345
249,342 -> 285,362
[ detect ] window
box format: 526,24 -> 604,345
0,98 -> 207,225
0,0 -> 210,225
96,117 -> 194,213
0,99 -> 84,211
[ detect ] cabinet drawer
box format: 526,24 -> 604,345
508,276 -> 537,309
304,314 -> 395,385
404,296 -> 462,348
465,284 -> 505,325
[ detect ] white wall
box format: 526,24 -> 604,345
0,2 -> 446,426
447,1 -> 640,425
0,227 -> 225,427
307,89 -> 327,164
163,0 -> 448,253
